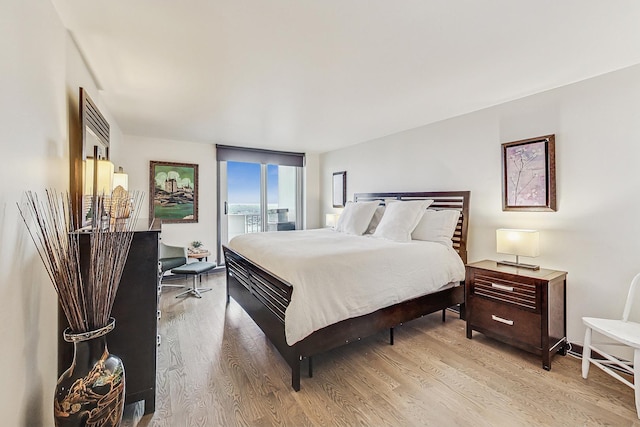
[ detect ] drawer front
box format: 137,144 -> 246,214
470,297 -> 541,347
471,272 -> 538,310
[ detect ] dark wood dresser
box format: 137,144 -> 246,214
58,220 -> 161,414
465,260 -> 567,370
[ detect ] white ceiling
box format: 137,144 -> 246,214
52,1 -> 640,154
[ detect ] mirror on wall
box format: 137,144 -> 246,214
71,88 -> 111,227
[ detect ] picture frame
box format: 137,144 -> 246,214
332,171 -> 347,208
149,161 -> 199,223
502,134 -> 556,212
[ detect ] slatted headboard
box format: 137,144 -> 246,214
354,191 -> 470,264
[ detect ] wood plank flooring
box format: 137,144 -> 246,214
127,271 -> 639,426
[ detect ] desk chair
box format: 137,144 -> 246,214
582,272 -> 640,419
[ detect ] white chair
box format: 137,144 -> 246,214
158,242 -> 188,290
582,272 -> 640,419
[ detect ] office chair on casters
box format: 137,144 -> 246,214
582,272 -> 640,419
158,242 -> 188,290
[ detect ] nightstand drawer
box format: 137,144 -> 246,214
472,273 -> 537,310
470,297 -> 541,347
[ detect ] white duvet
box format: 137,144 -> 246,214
228,228 -> 465,345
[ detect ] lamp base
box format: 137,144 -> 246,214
497,260 -> 540,270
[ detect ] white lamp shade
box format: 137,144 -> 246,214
112,170 -> 129,191
325,213 -> 340,227
83,158 -> 114,195
496,229 -> 540,258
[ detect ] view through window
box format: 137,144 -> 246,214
227,162 -> 298,240
216,145 -> 305,265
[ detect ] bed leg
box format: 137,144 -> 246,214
308,356 -> 313,378
389,327 -> 394,345
442,309 -> 446,322
292,358 -> 301,391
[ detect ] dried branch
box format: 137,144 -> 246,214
18,190 -> 143,333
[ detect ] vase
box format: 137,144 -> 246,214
54,318 -> 125,427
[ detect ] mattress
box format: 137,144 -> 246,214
228,228 -> 465,345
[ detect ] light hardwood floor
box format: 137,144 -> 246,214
128,271 -> 639,426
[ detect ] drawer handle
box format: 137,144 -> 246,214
491,315 -> 514,326
491,283 -> 514,292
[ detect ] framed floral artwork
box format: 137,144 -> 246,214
502,135 -> 556,211
149,161 -> 198,223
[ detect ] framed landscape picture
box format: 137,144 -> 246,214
149,161 -> 199,223
502,134 -> 556,212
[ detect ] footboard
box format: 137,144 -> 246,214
223,245 -> 303,390
224,245 -> 291,321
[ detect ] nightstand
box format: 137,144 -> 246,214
465,260 -> 567,370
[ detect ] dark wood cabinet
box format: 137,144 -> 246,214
58,221 -> 161,414
465,260 -> 567,370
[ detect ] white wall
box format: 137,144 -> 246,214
122,135 -> 217,253
304,152 -> 321,229
0,2 -> 127,424
1,1 -> 66,425
320,63 -> 640,347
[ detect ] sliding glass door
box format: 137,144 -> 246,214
217,147 -> 304,265
225,161 -> 262,240
266,164 -> 300,232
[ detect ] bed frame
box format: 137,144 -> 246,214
223,191 -> 470,391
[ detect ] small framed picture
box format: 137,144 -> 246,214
502,135 -> 556,211
332,171 -> 346,208
149,161 -> 199,223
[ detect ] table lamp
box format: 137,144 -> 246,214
325,213 -> 340,228
112,166 -> 128,192
496,228 -> 540,270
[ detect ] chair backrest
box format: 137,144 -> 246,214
159,242 -> 187,259
622,272 -> 640,321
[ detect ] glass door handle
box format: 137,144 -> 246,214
224,201 -> 228,215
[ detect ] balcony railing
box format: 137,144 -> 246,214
229,212 -> 296,241
244,214 -> 261,233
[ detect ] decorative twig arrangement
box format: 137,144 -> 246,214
18,190 -> 143,332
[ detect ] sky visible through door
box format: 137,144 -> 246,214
227,161 -> 279,215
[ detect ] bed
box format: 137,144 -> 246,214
223,191 -> 470,391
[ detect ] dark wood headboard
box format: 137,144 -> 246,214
354,191 -> 470,264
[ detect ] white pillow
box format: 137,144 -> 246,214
365,206 -> 385,234
335,201 -> 380,235
373,200 -> 433,242
411,209 -> 461,245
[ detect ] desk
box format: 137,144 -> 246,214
188,250 -> 210,261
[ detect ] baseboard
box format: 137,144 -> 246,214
567,341 -> 583,358
553,341 -> 606,360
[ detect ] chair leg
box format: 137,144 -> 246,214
159,272 -> 187,290
582,327 -> 592,379
634,348 -> 640,419
175,273 -> 212,299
